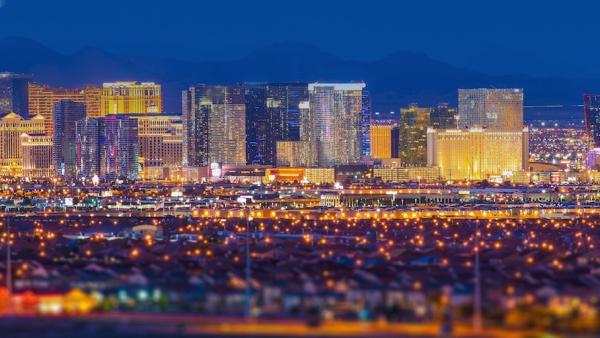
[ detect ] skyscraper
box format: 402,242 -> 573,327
244,83 -> 309,165
103,115 -> 139,181
75,117 -> 104,179
101,81 -> 162,115
398,104 -> 430,167
182,85 -> 246,166
370,120 -> 399,160
53,100 -> 86,178
361,89 -> 372,157
0,72 -> 32,118
430,103 -> 457,130
307,83 -> 366,166
29,83 -> 102,133
584,94 -> 600,147
458,88 -> 523,130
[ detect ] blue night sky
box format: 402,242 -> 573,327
0,0 -> 598,78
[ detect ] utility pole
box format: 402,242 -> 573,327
5,215 -> 11,298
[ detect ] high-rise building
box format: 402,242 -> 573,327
0,73 -> 32,118
28,83 -> 102,133
101,81 -> 162,115
53,100 -> 86,178
130,114 -> 183,177
458,88 -> 523,130
244,83 -> 308,165
427,127 -> 529,180
584,94 -> 600,147
102,115 -> 139,181
398,104 -> 430,167
244,85 -> 268,164
182,85 -> 246,166
75,117 -> 103,179
21,133 -> 54,179
307,83 -> 366,166
361,89 -> 372,157
0,113 -> 45,176
430,103 -> 457,130
370,120 -> 399,160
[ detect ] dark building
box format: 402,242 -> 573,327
103,115 -> 139,181
75,117 -> 104,179
361,89 -> 372,157
53,100 -> 86,178
0,72 -> 32,118
182,86 -> 210,166
430,103 -> 457,130
584,94 -> 600,147
244,83 -> 308,165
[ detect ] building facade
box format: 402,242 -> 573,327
430,103 -> 457,130
182,85 -> 246,166
398,104 -> 430,167
307,83 -> 365,166
21,133 -> 54,179
427,127 -> 529,180
29,83 -> 101,133
0,113 -> 45,176
102,115 -> 139,181
0,73 -> 32,118
276,141 -> 318,167
370,120 -> 399,160
75,118 -> 103,179
101,81 -> 162,115
584,94 -> 600,147
53,100 -> 86,178
458,88 -> 523,130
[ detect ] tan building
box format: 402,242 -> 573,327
101,81 -> 162,115
276,141 -> 318,167
130,114 -> 182,180
28,83 -> 102,134
20,133 -> 54,179
0,113 -> 46,176
370,120 -> 399,159
373,166 -> 440,183
427,127 -> 529,180
264,167 -> 335,185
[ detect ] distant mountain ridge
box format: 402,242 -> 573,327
0,36 -> 597,117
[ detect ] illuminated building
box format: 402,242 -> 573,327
398,104 -> 430,166
587,148 -> 600,170
430,103 -> 457,129
427,127 -> 529,180
129,114 -> 183,179
75,118 -> 103,179
584,94 -> 600,146
304,167 -> 335,184
245,83 -> 308,165
102,115 -> 139,181
361,89 -> 372,157
182,85 -> 246,166
53,100 -> 86,178
264,167 -> 335,184
373,166 -> 440,183
21,133 -> 54,179
458,88 -> 523,130
276,141 -> 317,167
101,81 -> 162,115
28,83 -> 101,133
0,72 -> 31,118
370,120 -> 399,159
307,82 -> 366,166
0,112 -> 45,176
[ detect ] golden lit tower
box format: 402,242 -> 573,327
101,81 -> 162,115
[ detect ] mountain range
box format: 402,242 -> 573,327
0,36 -> 597,117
